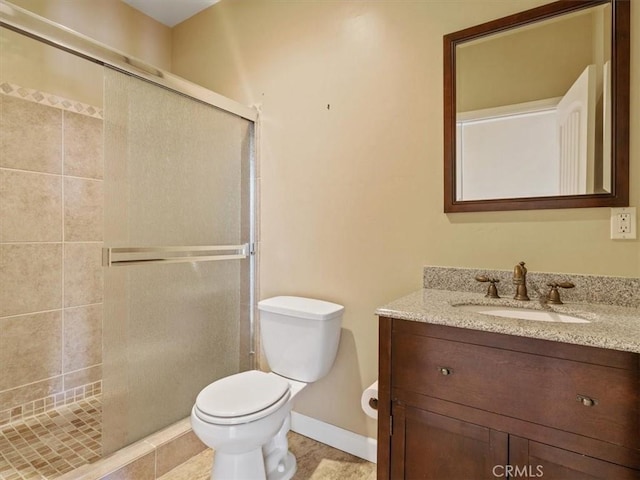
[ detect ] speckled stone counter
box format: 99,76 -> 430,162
423,265 -> 640,308
376,267 -> 640,354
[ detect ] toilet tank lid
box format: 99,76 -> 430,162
258,296 -> 344,321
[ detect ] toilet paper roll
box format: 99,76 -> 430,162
361,380 -> 379,419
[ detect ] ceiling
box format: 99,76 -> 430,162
122,0 -> 220,27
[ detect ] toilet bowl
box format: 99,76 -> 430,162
190,296 -> 344,480
191,371 -> 298,480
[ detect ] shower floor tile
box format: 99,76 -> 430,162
0,396 -> 102,480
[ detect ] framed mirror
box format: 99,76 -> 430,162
444,0 -> 629,212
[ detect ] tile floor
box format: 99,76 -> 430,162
0,396 -> 375,480
159,432 -> 376,480
0,396 -> 101,480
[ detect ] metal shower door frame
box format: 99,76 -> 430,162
0,0 -> 258,367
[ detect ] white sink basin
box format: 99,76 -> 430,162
456,304 -> 590,323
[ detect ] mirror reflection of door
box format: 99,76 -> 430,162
456,65 -> 598,201
557,65 -> 596,195
455,3 -> 611,202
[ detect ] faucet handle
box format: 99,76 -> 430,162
475,275 -> 500,298
546,281 -> 575,304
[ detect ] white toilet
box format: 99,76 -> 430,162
191,296 -> 344,480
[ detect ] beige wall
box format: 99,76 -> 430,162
0,27 -> 105,107
457,11 -> 595,112
173,0 -> 639,439
9,0 -> 172,70
3,0 -> 171,107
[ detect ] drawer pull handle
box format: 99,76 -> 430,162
438,367 -> 453,376
577,394 -> 597,407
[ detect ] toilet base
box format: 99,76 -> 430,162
211,448 -> 265,480
267,451 -> 296,480
210,449 -> 296,480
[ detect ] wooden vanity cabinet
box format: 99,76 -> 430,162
378,317 -> 640,480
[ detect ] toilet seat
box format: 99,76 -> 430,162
194,370 -> 291,426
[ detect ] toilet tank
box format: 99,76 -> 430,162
258,296 -> 344,383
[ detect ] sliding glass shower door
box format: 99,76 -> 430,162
102,68 -> 253,454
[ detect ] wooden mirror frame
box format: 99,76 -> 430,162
443,0 -> 629,213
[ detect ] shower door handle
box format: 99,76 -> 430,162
102,244 -> 249,267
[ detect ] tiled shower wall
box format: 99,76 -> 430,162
0,84 -> 104,426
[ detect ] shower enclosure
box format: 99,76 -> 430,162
0,2 -> 256,477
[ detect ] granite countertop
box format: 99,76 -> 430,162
376,289 -> 640,354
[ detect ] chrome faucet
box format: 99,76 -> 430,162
513,261 -> 530,301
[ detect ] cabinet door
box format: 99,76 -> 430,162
391,404 -> 508,479
509,436 -> 640,480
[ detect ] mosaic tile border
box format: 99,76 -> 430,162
0,381 -> 102,427
0,82 -> 103,119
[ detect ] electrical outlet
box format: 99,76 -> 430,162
610,207 -> 637,240
619,214 -> 631,233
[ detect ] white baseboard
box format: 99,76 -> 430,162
290,411 -> 377,464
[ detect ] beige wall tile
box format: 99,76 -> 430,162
0,375 -> 63,411
0,169 -> 62,242
64,243 -> 103,307
64,111 -> 104,179
0,311 -> 62,391
64,177 -> 103,241
100,452 -> 156,480
155,431 -> 206,477
63,304 -> 102,373
0,95 -> 62,174
0,243 -> 62,317
64,364 -> 102,390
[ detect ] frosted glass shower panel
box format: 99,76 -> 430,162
104,74 -> 247,246
102,69 -> 252,453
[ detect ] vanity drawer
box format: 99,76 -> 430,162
392,331 -> 639,448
